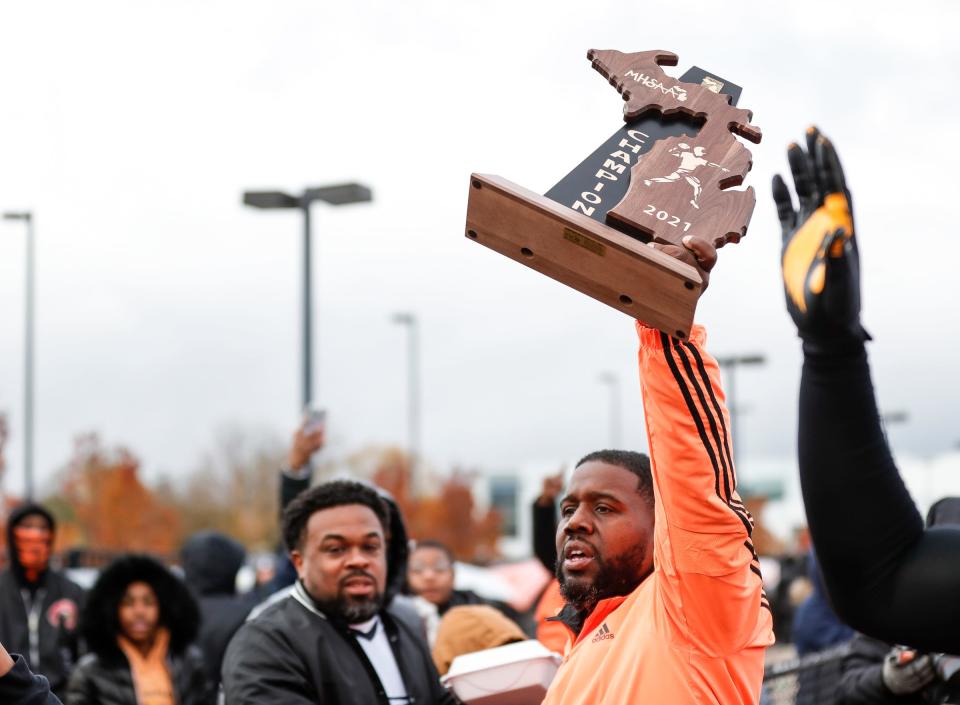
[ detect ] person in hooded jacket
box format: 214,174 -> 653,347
65,554 -> 212,705
0,503 -> 84,698
792,549 -> 854,656
179,531 -> 257,687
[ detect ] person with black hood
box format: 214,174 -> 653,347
222,479 -> 455,705
65,554 -> 212,705
179,531 -> 257,687
0,503 -> 84,698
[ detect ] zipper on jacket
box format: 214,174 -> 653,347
20,587 -> 46,668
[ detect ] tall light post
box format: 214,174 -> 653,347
598,371 -> 621,448
243,184 -> 372,410
3,211 -> 35,500
715,354 -> 766,467
391,313 -> 420,489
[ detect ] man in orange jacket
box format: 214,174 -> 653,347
542,236 -> 774,705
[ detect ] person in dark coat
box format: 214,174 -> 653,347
792,549 -> 854,656
0,503 -> 84,698
222,480 -> 455,705
838,635 -> 932,705
180,531 -> 256,686
65,555 -> 212,705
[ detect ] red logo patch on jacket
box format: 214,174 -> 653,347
46,598 -> 79,630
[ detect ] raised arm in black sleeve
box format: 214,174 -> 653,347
532,500 -> 558,573
531,473 -> 562,573
776,128 -> 960,653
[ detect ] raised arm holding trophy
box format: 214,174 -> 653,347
461,51 -> 773,705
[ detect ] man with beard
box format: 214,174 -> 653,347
221,480 -> 455,705
541,237 -> 775,705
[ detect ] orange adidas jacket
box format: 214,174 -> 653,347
543,324 -> 774,705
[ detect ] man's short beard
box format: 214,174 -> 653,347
556,542 -> 650,613
312,572 -> 384,623
333,592 -> 383,623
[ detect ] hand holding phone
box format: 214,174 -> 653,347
287,408 -> 327,470
303,407 -> 327,436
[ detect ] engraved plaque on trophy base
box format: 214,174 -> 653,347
466,174 -> 701,338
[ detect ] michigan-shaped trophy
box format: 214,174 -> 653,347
464,49 -> 762,338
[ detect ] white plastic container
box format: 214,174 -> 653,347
441,639 -> 563,705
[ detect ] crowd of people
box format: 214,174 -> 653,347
1,126 -> 959,705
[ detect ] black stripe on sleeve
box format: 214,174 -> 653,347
683,342 -> 737,491
658,333 -> 752,536
675,344 -> 734,502
659,332 -> 723,501
675,345 -> 754,535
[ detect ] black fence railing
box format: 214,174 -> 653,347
761,644 -> 850,705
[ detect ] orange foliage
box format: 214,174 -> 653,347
370,447 -> 501,563
48,434 -> 180,555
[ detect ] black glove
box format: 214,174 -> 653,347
772,127 -> 869,352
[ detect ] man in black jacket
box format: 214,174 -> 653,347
222,480 -> 456,705
0,504 -> 83,698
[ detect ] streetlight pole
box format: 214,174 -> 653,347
598,372 -> 621,448
391,313 -> 420,489
301,203 -> 313,408
3,211 -> 35,500
243,184 -> 372,410
715,354 -> 766,468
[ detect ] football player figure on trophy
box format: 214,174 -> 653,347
643,143 -> 731,209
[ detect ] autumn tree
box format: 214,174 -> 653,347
37,428 -> 503,562
367,446 -> 502,562
158,426 -> 284,550
47,433 -> 180,555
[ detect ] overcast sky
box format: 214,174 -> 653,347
1,0 -> 958,509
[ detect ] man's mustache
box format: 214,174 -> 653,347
338,570 -> 378,588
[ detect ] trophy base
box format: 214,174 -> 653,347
465,174 -> 702,339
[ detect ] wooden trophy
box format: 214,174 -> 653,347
464,50 -> 761,338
